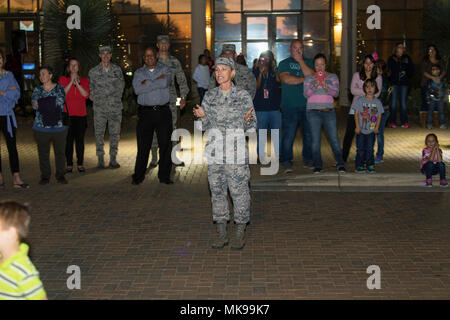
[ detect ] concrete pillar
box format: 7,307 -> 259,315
339,0 -> 357,107
191,0 -> 207,72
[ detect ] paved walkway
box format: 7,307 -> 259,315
0,111 -> 449,299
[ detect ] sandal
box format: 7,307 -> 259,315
77,166 -> 86,172
14,183 -> 30,189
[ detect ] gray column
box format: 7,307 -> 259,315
191,0 -> 207,72
339,0 -> 357,107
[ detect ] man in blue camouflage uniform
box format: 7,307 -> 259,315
88,45 -> 125,169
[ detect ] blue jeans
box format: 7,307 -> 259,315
421,162 -> 446,180
376,110 -> 389,157
306,109 -> 344,169
280,108 -> 312,165
356,133 -> 375,168
256,110 -> 282,159
427,100 -> 446,126
197,87 -> 207,105
390,85 -> 409,125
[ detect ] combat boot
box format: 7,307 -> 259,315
109,155 -> 120,169
97,155 -> 105,169
230,223 -> 246,250
211,223 -> 229,249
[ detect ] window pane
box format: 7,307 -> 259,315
169,0 -> 191,12
247,42 -> 269,68
10,0 -> 37,12
303,0 -> 329,10
273,0 -> 301,10
406,11 -> 423,38
0,22 -> 5,42
243,0 -> 270,11
122,0 -> 139,13
118,15 -> 140,42
303,40 -> 329,60
141,0 -> 167,13
170,14 -> 191,39
141,15 -> 170,43
356,0 -> 374,10
407,0 -> 423,9
215,0 -> 241,12
377,11 -> 405,39
275,42 -> 291,64
214,42 -> 242,59
357,11 -> 376,40
378,0 -> 406,9
303,12 -> 329,40
112,0 -> 123,13
128,44 -> 141,70
406,40 -> 423,65
247,17 -> 268,40
215,13 -> 241,41
0,0 -> 7,13
277,16 -> 298,39
171,42 -> 191,70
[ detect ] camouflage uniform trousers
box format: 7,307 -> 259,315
208,164 -> 251,224
151,98 -> 178,162
93,108 -> 122,157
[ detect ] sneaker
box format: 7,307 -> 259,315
401,123 -> 409,128
367,165 -> 376,173
283,163 -> 293,174
355,166 -> 366,173
440,124 -> 448,130
337,166 -> 346,174
425,179 -> 432,187
388,123 -> 396,128
440,179 -> 448,187
374,156 -> 384,164
303,161 -> 314,169
313,168 -> 322,174
427,124 -> 433,130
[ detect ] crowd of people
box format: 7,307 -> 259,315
0,37 -> 448,260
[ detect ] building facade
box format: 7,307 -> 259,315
0,0 -> 424,106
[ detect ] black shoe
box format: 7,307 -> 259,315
159,179 -> 174,185
337,166 -> 346,173
39,178 -> 50,185
77,166 -> 86,173
57,177 -> 68,184
173,162 -> 185,167
109,162 -> 120,169
66,166 -> 73,173
313,168 -> 322,174
132,179 -> 142,185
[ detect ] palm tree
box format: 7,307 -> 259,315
43,0 -> 115,77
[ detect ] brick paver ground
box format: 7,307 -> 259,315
0,109 -> 449,299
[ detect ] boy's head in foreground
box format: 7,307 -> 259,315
0,201 -> 30,256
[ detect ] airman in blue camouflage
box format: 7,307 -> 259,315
88,45 -> 125,169
208,44 -> 257,100
194,57 -> 256,250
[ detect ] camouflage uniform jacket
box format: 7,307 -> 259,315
201,84 -> 256,164
159,55 -> 189,103
88,63 -> 125,111
208,63 -> 257,99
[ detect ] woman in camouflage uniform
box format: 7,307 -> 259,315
193,57 -> 256,250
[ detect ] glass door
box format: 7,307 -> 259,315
244,14 -> 300,68
245,15 -> 269,68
